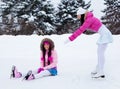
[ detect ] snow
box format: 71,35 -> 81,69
88,0 -> 106,19
0,34 -> 120,89
0,0 -> 120,88
28,15 -> 36,22
0,1 -> 9,8
0,0 -> 106,24
21,14 -> 29,19
38,11 -> 47,16
51,0 -> 106,19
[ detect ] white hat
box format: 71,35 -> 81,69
77,7 -> 86,15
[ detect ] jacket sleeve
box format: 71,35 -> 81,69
44,50 -> 58,70
69,19 -> 91,41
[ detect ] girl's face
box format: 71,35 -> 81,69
44,43 -> 50,50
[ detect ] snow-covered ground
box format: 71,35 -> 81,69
0,34 -> 120,89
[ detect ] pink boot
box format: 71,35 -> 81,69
11,65 -> 22,78
24,70 -> 35,80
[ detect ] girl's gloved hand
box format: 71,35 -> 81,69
37,68 -> 44,73
64,38 -> 71,44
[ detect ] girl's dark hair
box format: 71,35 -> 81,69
42,47 -> 51,66
80,14 -> 87,33
40,38 -> 55,67
80,14 -> 85,25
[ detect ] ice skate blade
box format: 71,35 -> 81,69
92,75 -> 105,78
22,70 -> 32,81
10,65 -> 16,78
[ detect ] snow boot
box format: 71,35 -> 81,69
23,70 -> 35,80
10,65 -> 22,78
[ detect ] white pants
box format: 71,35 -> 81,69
96,43 -> 108,74
32,70 -> 51,79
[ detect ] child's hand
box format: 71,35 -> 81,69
37,68 -> 44,73
64,39 -> 71,44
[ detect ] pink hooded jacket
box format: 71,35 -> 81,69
69,12 -> 102,41
40,50 -> 58,70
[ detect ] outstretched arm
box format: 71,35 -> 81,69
69,20 -> 91,41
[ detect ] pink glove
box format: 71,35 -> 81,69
37,68 -> 44,73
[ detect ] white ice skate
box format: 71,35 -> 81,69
91,72 -> 105,78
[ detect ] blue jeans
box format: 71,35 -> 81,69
47,67 -> 57,76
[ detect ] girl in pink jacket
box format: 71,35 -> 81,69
11,38 -> 58,80
65,7 -> 113,78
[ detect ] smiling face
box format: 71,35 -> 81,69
44,43 -> 50,50
40,38 -> 54,52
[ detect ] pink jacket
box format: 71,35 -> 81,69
40,50 -> 58,70
69,12 -> 102,41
